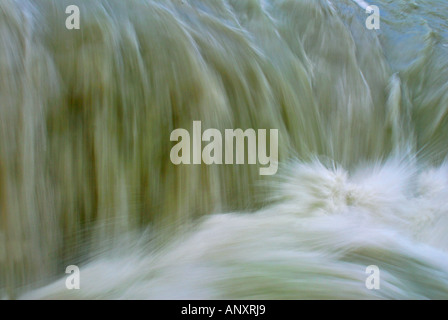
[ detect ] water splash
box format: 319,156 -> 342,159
1,0 -> 448,299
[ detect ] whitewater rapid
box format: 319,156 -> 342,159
1,0 -> 448,299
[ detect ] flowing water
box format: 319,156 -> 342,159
1,0 -> 448,299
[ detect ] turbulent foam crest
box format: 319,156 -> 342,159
21,160 -> 448,299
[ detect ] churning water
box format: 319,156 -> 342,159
1,0 -> 448,299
